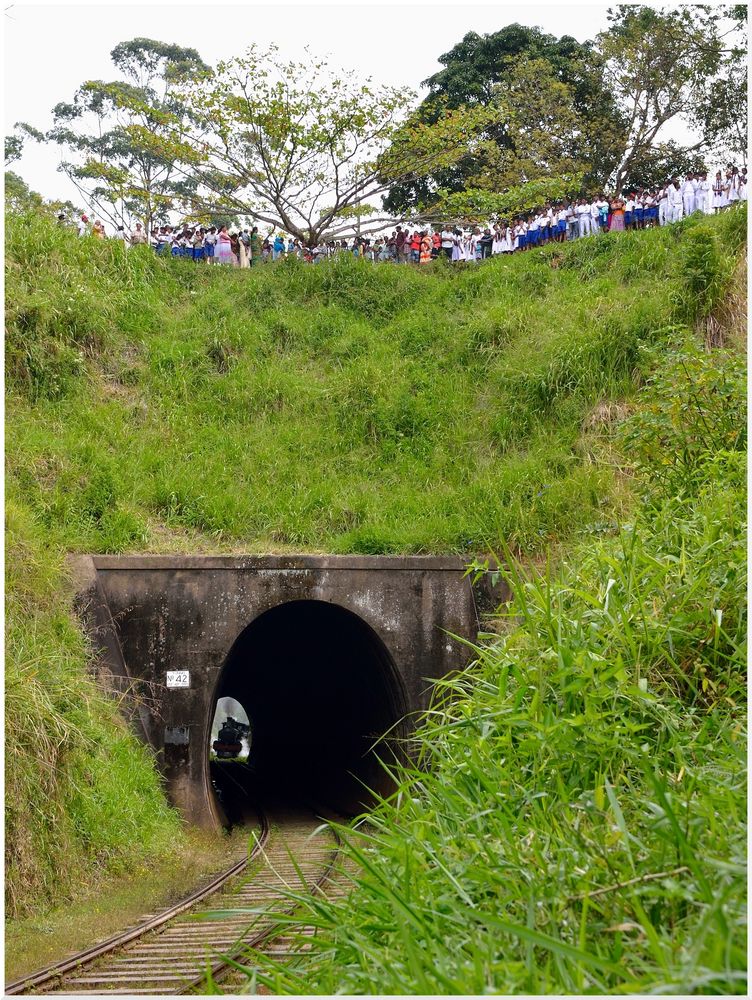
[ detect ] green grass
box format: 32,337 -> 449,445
5,495 -> 182,918
211,336 -> 747,995
10,210 -> 745,559
5,206 -> 746,944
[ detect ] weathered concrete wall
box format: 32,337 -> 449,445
73,555 -> 485,827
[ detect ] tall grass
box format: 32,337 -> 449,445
5,495 -> 181,918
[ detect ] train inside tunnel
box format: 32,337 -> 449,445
208,599 -> 409,820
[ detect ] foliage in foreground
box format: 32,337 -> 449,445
220,340 -> 746,995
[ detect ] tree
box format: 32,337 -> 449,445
385,24 -> 625,213
26,38 -> 209,232
468,59 -> 590,194
598,5 -> 747,193
154,45 -> 496,245
5,132 -> 24,166
5,170 -> 82,218
5,171 -> 44,214
689,5 -> 748,160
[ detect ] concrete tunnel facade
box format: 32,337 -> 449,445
71,555 -> 499,827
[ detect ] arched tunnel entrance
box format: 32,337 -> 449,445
208,600 -> 408,820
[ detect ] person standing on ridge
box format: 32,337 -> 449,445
249,226 -> 262,266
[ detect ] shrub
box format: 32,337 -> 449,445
621,344 -> 746,501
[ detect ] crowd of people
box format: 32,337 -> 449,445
66,166 -> 747,265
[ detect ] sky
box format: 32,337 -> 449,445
4,0 -> 617,207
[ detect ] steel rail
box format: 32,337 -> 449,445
4,810 -> 270,996
181,820 -> 343,993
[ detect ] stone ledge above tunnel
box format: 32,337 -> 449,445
72,554 -> 498,828
90,554 -> 474,571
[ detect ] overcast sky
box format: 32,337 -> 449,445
4,0 -> 618,206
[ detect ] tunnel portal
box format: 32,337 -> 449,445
72,555 -> 488,827
213,600 -> 407,814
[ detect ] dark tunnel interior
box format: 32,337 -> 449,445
209,600 -> 408,819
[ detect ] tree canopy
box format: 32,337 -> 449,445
5,133 -> 25,166
384,24 -> 626,213
148,44 -> 497,243
599,4 -> 747,192
15,10 -> 748,229
22,38 -> 208,231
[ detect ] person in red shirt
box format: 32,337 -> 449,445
409,231 -> 422,263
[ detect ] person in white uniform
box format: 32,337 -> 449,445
728,167 -> 740,205
576,199 -> 590,238
557,205 -> 568,242
657,186 -> 668,226
696,172 -> 713,215
589,199 -> 600,235
668,179 -> 684,223
691,173 -> 701,214
681,173 -> 695,216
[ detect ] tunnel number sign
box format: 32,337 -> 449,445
166,670 -> 190,688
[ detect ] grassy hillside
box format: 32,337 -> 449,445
5,208 -> 746,927
11,211 -> 741,558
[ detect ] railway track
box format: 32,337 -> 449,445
6,805 -> 343,996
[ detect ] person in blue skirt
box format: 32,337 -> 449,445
192,228 -> 205,261
624,195 -> 634,230
633,194 -> 644,230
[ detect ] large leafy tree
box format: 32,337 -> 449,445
25,38 -> 208,231
620,141 -> 707,193
685,4 -> 747,160
384,24 -> 625,214
599,5 -> 747,192
410,58 -> 588,225
153,45 -> 496,245
469,59 -> 588,193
